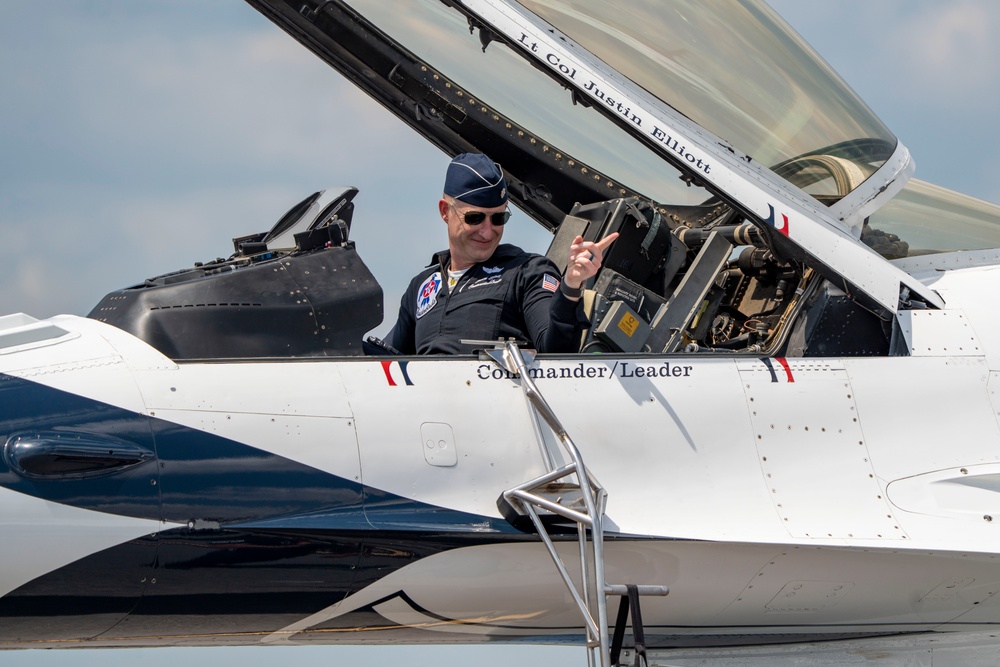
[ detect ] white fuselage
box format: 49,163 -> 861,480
2,261 -> 1000,646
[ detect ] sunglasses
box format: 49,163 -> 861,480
450,203 -> 511,226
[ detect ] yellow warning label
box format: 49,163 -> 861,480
617,313 -> 639,337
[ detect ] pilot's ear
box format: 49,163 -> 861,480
439,198 -> 450,222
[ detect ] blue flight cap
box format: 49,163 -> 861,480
443,153 -> 508,208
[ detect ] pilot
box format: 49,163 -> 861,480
385,153 -> 617,355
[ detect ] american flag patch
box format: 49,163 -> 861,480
542,273 -> 560,292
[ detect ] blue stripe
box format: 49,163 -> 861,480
0,371 -> 516,531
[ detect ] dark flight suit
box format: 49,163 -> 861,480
387,244 -> 585,355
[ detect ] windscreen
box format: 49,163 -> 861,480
519,0 -> 898,203
869,179 -> 1000,254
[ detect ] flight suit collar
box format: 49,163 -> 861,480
427,244 -> 523,270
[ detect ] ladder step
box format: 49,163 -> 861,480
606,584 -> 670,597
496,483 -> 588,532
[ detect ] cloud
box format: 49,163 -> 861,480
66,31 -> 406,176
1,4 -> 414,195
890,1 -> 1000,94
3,262 -> 52,316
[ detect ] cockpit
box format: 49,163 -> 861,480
76,179 -> 904,360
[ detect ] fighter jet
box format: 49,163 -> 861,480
4,1 -> 1000,665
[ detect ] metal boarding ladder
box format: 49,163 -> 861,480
483,340 -> 669,667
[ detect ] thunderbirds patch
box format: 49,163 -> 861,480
416,272 -> 442,319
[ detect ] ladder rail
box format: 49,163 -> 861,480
502,342 -> 603,508
486,340 -> 668,667
499,341 -> 612,665
507,463 -> 580,492
523,502 -> 601,640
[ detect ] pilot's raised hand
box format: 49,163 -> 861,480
562,232 -> 619,300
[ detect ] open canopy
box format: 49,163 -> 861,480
244,0 -> 1000,313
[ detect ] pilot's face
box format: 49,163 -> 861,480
440,197 -> 507,271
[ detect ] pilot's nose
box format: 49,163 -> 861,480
478,223 -> 499,240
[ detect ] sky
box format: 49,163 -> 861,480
2,1 -> 999,665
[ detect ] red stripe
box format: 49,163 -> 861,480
380,360 -> 397,386
775,357 -> 794,382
